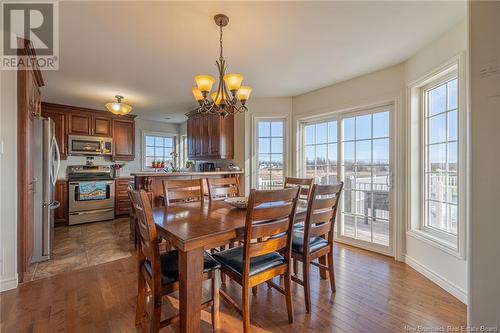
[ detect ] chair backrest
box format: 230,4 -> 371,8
162,178 -> 203,206
243,187 -> 300,275
302,182 -> 344,248
207,177 -> 240,202
128,188 -> 161,283
284,177 -> 314,201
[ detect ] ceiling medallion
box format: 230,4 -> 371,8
105,95 -> 132,115
191,14 -> 252,118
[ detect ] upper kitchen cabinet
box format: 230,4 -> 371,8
41,102 -> 136,161
186,111 -> 234,160
112,118 -> 135,161
40,104 -> 67,159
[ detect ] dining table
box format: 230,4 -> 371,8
152,199 -> 307,333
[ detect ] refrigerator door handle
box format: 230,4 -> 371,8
51,136 -> 61,186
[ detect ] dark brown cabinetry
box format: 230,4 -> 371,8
54,180 -> 68,226
40,108 -> 67,158
41,102 -> 136,161
113,119 -> 135,161
115,177 -> 133,216
187,112 -> 234,159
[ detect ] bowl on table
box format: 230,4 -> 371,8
224,196 -> 248,209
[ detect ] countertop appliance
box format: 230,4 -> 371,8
200,162 -> 216,172
67,165 -> 115,225
32,117 -> 61,262
68,135 -> 112,156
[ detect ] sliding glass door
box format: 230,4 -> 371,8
301,105 -> 393,255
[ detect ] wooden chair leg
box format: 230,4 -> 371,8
242,286 -> 251,333
303,259 -> 311,313
212,272 -> 220,330
150,295 -> 162,333
293,258 -> 298,276
318,255 -> 327,279
135,273 -> 146,326
328,252 -> 336,293
252,286 -> 258,296
284,272 -> 294,324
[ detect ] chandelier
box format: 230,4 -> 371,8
191,14 -> 252,118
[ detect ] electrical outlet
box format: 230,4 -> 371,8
0,140 -> 4,155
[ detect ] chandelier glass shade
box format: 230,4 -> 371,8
192,14 -> 252,118
105,95 -> 132,115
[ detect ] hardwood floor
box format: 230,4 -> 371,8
0,243 -> 466,332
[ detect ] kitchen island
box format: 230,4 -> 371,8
131,170 -> 243,207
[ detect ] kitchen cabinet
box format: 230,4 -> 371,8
40,108 -> 67,159
187,112 -> 234,159
68,113 -> 92,135
115,177 -> 133,216
112,119 -> 135,161
54,180 -> 68,226
92,116 -> 112,137
41,102 -> 136,161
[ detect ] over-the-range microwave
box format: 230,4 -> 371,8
68,135 -> 113,156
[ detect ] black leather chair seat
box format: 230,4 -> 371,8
292,231 -> 329,254
212,246 -> 285,277
144,250 -> 220,285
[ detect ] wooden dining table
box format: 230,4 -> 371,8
152,199 -> 307,333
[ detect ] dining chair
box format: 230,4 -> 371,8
212,187 -> 300,333
207,177 -> 240,202
284,176 -> 314,202
129,188 -> 221,332
162,178 -> 203,207
291,182 -> 343,313
127,182 -> 139,249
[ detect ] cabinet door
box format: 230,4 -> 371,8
187,116 -> 194,158
93,116 -> 112,137
41,110 -> 67,159
113,119 -> 135,160
194,116 -> 202,157
68,113 -> 92,135
201,115 -> 210,156
54,180 -> 68,226
208,113 -> 221,156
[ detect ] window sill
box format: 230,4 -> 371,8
407,228 -> 464,259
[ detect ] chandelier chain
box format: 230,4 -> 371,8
219,24 -> 224,60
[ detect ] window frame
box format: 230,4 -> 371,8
141,131 -> 178,171
406,54 -> 467,258
253,118 -> 286,190
421,72 -> 459,243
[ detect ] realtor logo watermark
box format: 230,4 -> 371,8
1,1 -> 59,70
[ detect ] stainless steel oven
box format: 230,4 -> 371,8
68,135 -> 112,156
67,165 -> 115,225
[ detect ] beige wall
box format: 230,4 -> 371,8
0,68 -> 19,291
469,1 -> 500,326
404,19 -> 468,302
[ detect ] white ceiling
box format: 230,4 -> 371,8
41,1 -> 466,123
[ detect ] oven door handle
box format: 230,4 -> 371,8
69,208 -> 114,216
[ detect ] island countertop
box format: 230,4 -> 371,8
130,170 -> 243,177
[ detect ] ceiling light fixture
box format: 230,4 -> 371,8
191,14 -> 252,118
105,95 -> 132,115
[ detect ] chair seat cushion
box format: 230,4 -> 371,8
292,231 -> 329,254
144,250 -> 220,285
212,246 -> 285,277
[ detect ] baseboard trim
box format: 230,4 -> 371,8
0,274 -> 18,292
404,255 -> 467,304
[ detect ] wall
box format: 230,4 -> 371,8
57,118 -> 179,178
403,19 -> 468,303
0,68 -> 19,291
469,1 -> 500,326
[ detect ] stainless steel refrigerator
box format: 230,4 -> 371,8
32,117 -> 61,262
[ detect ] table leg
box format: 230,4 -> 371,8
179,247 -> 204,333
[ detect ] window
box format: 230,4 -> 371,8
304,120 -> 338,184
256,120 -> 284,189
423,77 -> 458,236
143,133 -> 175,170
